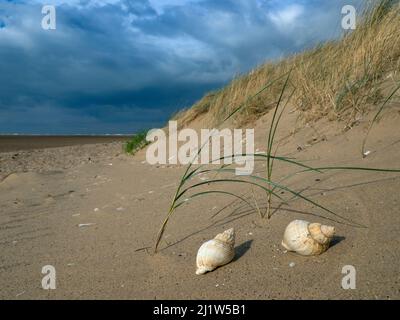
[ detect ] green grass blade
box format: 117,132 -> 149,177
199,153 -> 323,173
154,206 -> 175,253
267,69 -> 293,157
313,166 -> 400,173
266,69 -> 293,184
173,190 -> 255,211
176,178 -> 286,203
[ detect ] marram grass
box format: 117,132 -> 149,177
125,130 -> 150,155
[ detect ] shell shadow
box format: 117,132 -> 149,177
330,235 -> 346,248
233,240 -> 253,262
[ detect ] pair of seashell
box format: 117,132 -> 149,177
195,220 -> 335,275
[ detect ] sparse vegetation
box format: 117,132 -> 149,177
125,130 -> 150,155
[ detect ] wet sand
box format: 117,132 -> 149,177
0,135 -> 131,153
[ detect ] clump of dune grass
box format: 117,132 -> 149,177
125,130 -> 150,155
175,0 -> 400,129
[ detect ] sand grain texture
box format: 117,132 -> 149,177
1,109 -> 400,299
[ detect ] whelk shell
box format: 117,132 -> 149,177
196,228 -> 235,275
281,220 -> 335,256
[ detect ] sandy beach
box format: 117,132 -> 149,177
0,135 -> 131,153
1,107 -> 399,300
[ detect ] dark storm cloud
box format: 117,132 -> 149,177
0,0 -> 364,134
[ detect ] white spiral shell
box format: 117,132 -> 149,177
196,228 -> 235,275
281,220 -> 335,256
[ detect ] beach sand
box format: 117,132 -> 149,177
0,135 -> 130,153
1,108 -> 399,299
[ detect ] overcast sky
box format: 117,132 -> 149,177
0,0 -> 364,134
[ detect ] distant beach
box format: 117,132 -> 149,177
0,135 -> 131,153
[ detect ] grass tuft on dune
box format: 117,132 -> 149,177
175,0 -> 400,128
125,130 -> 150,155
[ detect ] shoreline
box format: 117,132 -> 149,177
0,140 -> 125,181
0,135 -> 131,153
